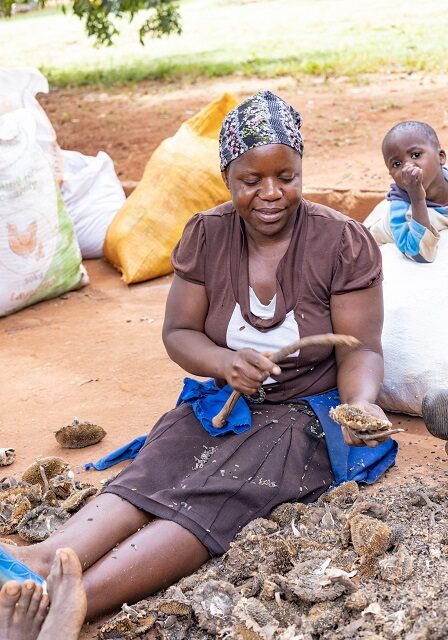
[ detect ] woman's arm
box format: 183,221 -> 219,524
330,283 -> 390,447
162,275 -> 280,395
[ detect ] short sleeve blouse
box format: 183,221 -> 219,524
171,200 -> 382,401
331,219 -> 382,294
171,214 -> 206,286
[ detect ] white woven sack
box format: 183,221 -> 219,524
0,67 -> 63,181
0,109 -> 88,317
60,149 -> 125,259
0,67 -> 125,258
378,233 -> 448,415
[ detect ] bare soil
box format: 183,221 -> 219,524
39,73 -> 448,191
2,73 -> 448,639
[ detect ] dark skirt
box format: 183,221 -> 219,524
103,400 -> 333,555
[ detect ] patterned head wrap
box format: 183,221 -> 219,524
219,90 -> 303,171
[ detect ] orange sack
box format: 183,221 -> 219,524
104,93 -> 238,284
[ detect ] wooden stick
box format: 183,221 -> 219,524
211,333 -> 361,429
354,428 -> 405,441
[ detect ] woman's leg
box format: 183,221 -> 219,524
82,518 -> 209,620
1,494 -> 152,578
2,494 -> 210,621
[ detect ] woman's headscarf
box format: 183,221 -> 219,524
219,90 -> 304,171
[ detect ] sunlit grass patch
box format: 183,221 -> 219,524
2,0 -> 448,87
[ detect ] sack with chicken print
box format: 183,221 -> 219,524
0,109 -> 88,317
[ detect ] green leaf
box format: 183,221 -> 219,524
35,0 -> 182,45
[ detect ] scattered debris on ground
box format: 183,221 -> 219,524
99,480 -> 448,639
0,458 -> 97,542
17,504 -> 70,542
0,448 -> 16,467
55,418 -> 107,448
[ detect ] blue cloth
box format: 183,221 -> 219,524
85,378 -> 398,485
84,379 -> 251,471
84,435 -> 147,471
300,389 -> 397,486
175,377 -> 252,436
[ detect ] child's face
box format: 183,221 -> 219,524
383,130 -> 446,193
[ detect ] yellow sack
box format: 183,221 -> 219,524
104,93 -> 238,284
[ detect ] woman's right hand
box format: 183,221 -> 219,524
221,348 -> 281,396
340,401 -> 393,448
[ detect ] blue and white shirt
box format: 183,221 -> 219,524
364,168 -> 448,263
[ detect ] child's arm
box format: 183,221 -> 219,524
401,162 -> 432,230
364,187 -> 440,262
389,200 -> 439,263
388,163 -> 440,262
363,199 -> 394,245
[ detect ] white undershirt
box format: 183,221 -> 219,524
226,287 -> 301,384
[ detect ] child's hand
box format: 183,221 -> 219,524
402,162 -> 426,201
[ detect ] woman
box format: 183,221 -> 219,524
1,91 -> 393,624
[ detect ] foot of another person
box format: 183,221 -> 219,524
0,579 -> 48,640
422,388 -> 448,450
38,548 -> 86,640
0,548 -> 86,640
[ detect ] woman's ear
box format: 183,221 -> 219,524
221,169 -> 230,189
439,149 -> 446,165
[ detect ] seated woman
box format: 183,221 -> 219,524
1,91 -> 393,624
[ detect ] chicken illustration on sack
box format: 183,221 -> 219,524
0,109 -> 88,317
0,67 -> 125,259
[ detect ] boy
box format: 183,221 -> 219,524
364,120 -> 448,262
365,120 -> 448,449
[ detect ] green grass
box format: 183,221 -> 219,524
2,0 -> 448,87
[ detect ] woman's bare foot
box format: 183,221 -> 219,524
38,548 -> 86,640
0,542 -> 52,580
0,579 -> 49,640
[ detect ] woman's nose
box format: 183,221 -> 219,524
259,178 -> 281,199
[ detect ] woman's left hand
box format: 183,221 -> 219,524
341,400 -> 392,448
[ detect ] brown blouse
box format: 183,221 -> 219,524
171,199 -> 382,402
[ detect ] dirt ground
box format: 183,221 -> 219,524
39,72 -> 448,191
2,73 -> 448,639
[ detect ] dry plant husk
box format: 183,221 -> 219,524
100,480 -> 448,640
329,405 -> 391,433
22,457 -> 69,488
55,418 -> 106,449
0,448 -> 15,466
0,460 -> 98,539
59,485 -> 97,512
17,504 -> 70,542
0,482 -> 42,535
329,404 -> 404,441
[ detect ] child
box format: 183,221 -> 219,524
364,120 -> 448,262
366,120 -> 448,448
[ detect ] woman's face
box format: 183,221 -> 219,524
223,144 -> 303,238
